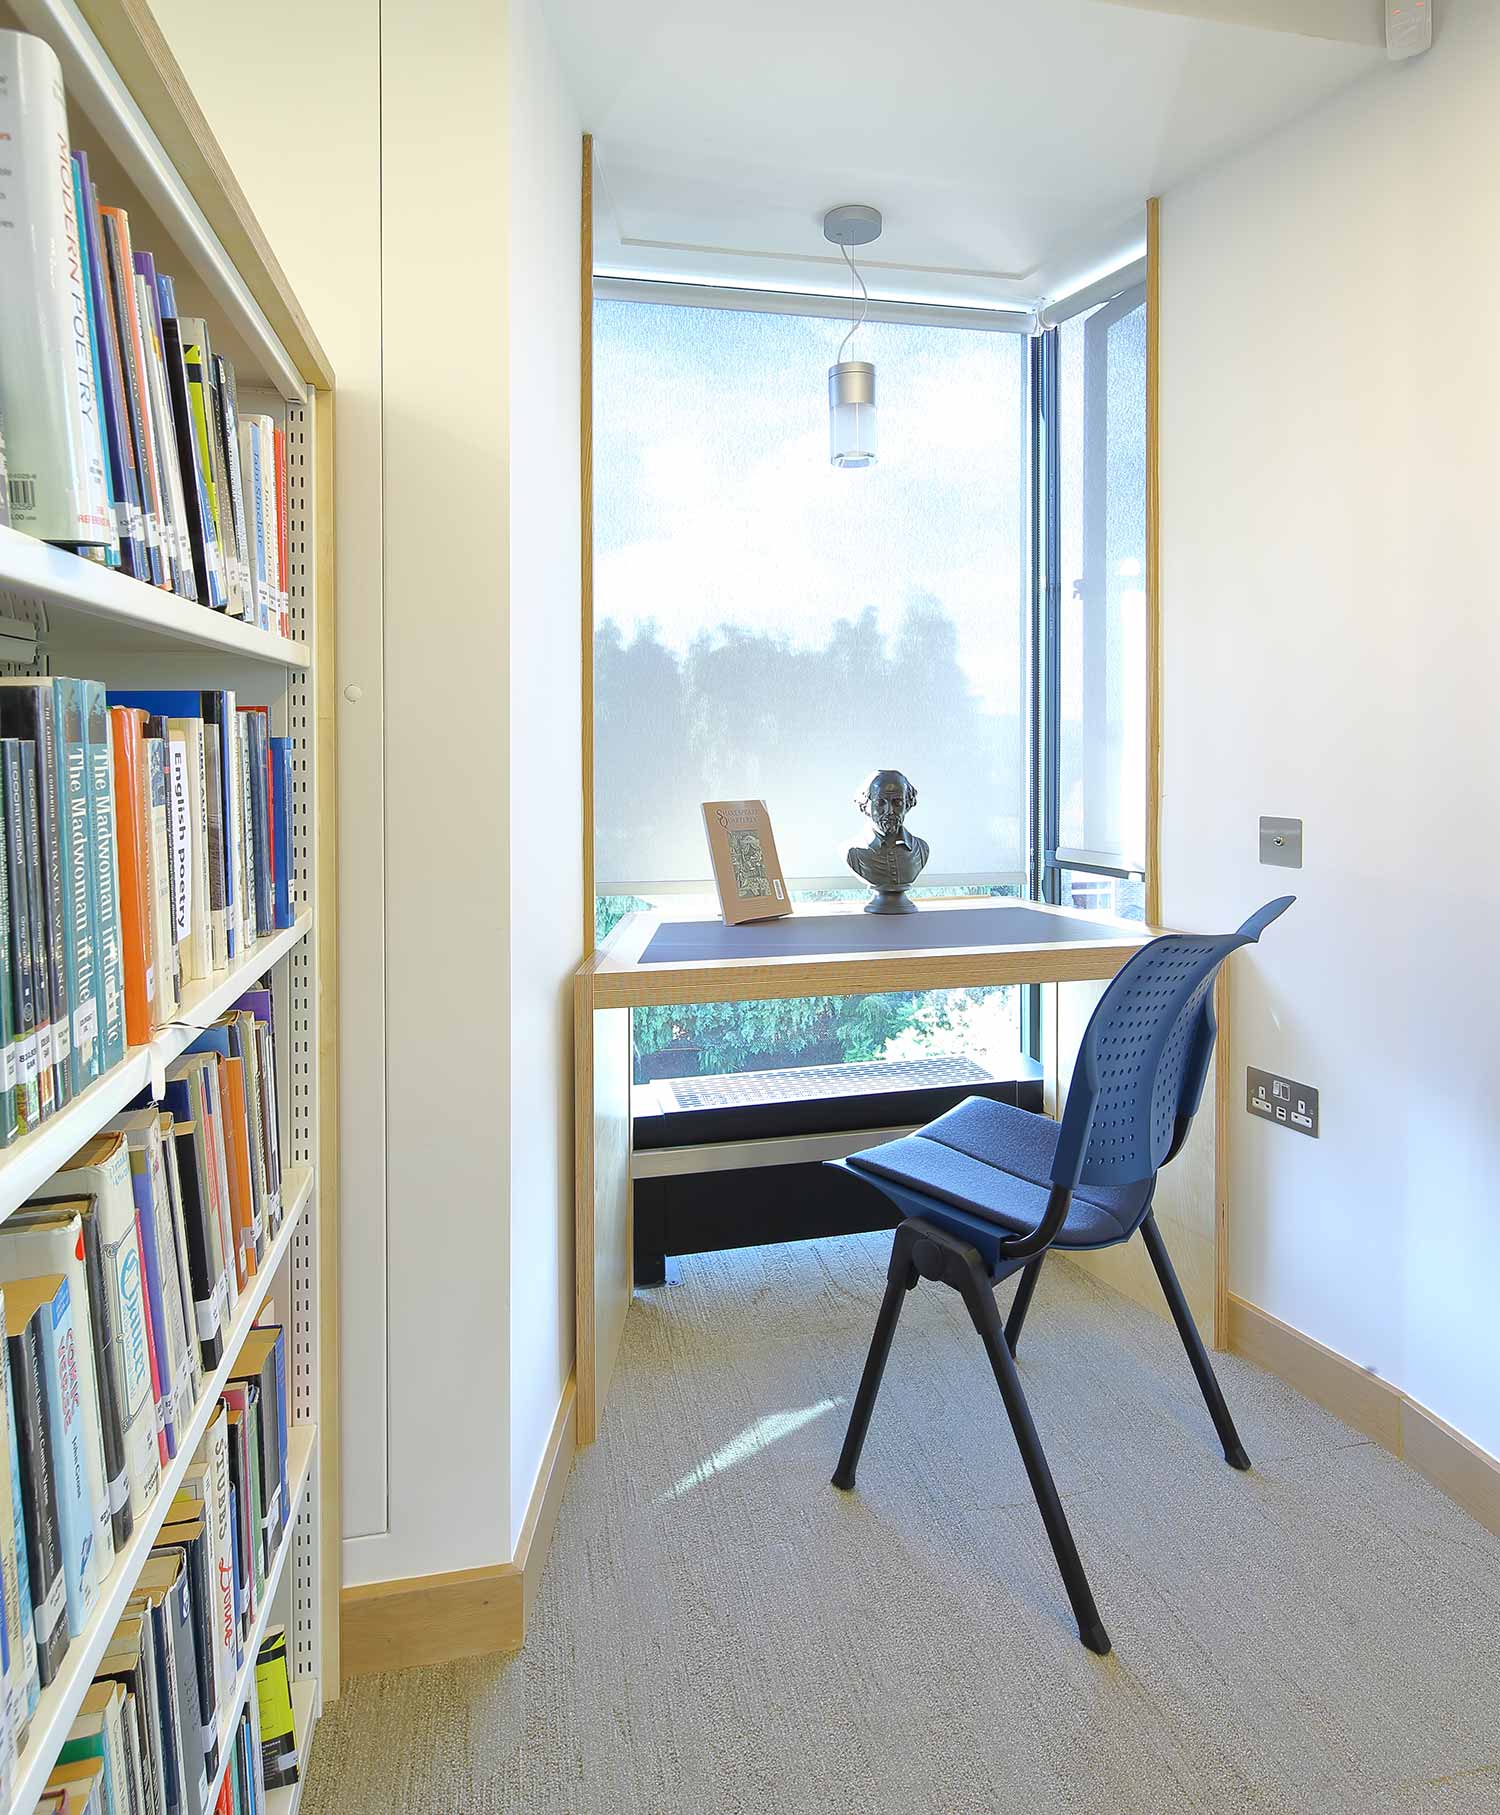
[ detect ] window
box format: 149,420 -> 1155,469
1044,284 -> 1148,915
592,275 -> 1148,1084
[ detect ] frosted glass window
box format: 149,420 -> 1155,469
1057,288 -> 1147,871
593,299 -> 1030,893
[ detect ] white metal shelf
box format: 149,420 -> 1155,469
8,1171 -> 315,1815
0,913 -> 312,1226
0,527 -> 311,669
202,1424 -> 317,1814
5,0 -> 307,403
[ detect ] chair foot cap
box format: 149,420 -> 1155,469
1080,1622 -> 1112,1656
1225,1445 -> 1251,1471
831,1468 -> 856,1492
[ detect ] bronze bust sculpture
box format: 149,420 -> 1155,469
847,770 -> 929,914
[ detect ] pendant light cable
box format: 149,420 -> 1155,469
836,240 -> 869,364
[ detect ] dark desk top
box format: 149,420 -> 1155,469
638,903 -> 1134,965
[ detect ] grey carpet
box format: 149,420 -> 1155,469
304,1236 -> 1500,1814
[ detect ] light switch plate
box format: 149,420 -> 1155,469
1247,1067 -> 1319,1138
1387,0 -> 1432,59
1259,816 -> 1302,868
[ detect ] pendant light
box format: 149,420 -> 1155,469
823,205 -> 882,468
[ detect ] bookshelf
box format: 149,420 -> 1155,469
0,0 -> 336,1809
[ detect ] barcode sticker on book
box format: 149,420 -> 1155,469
36,1025 -> 51,1070
52,1017 -> 69,1063
17,1036 -> 37,1084
6,476 -> 37,513
0,1044 -> 15,1091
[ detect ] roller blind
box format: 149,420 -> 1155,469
1056,285 -> 1148,873
593,298 -> 1031,893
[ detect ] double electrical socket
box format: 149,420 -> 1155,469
1247,1067 -> 1318,1138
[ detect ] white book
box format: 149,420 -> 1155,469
256,414 -> 281,632
183,1412 -> 238,1724
172,717 -> 213,985
221,693 -> 247,960
46,1134 -> 161,1525
0,31 -> 113,546
0,1211 -> 117,1595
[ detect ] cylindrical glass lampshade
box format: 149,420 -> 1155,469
829,360 -> 876,468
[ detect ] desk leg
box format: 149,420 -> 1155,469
575,988 -> 632,1447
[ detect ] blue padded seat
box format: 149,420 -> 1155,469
846,1097 -> 1151,1253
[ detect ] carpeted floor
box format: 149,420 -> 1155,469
304,1235 -> 1500,1814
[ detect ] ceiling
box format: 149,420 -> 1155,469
545,0 -> 1390,310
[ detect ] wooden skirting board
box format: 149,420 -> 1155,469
340,1376 -> 577,1678
1227,1295 -> 1500,1539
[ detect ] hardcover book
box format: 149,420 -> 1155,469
701,800 -> 791,926
0,31 -> 113,546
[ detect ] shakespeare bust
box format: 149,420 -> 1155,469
847,770 -> 929,914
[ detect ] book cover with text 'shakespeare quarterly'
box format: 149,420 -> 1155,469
701,801 -> 792,926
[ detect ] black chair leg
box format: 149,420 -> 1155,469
832,1227 -> 917,1491
1140,1211 -> 1251,1471
957,1256 -> 1111,1656
1004,1255 -> 1044,1356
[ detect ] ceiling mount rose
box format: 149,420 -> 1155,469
823,203 -> 883,248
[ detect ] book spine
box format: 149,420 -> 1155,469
76,153 -> 147,577
157,1116 -> 203,1413
273,424 -> 290,636
0,802 -> 15,1148
211,360 -> 251,618
258,419 -> 280,633
97,208 -> 166,587
143,724 -> 180,1025
79,1210 -> 132,1550
239,712 -> 272,938
0,32 -> 113,545
184,722 -> 213,982
0,744 -> 40,1133
34,1276 -> 101,1633
55,677 -> 101,1092
239,421 -> 268,631
18,742 -> 59,1121
164,725 -> 195,986
159,299 -> 227,610
110,709 -> 154,1045
6,1308 -> 66,1685
133,257 -> 195,599
236,720 -> 256,951
180,320 -> 232,611
167,1562 -> 209,1815
200,721 -> 228,974
170,1128 -> 225,1370
126,1147 -> 178,1462
83,682 -> 127,1072
69,154 -> 122,572
0,1293 -> 36,1742
269,739 -> 293,930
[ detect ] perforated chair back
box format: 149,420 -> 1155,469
1051,897 -> 1294,1194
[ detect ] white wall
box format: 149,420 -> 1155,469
1159,0 -> 1500,1456
157,0 -> 584,1582
505,0 -> 583,1554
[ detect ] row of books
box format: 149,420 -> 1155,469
0,30 -> 293,637
0,677 -> 296,1148
0,990 -> 291,1804
44,1623 -> 297,1815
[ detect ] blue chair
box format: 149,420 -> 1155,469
829,897 -> 1294,1655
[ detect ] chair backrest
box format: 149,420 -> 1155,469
1051,897 -> 1294,1192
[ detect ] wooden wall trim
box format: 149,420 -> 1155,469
580,134 -> 596,957
1228,1295 -> 1500,1538
340,1375 -> 577,1679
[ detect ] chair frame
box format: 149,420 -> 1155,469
830,899 -> 1293,1655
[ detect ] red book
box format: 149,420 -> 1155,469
110,707 -> 153,1044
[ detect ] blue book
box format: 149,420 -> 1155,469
82,683 -> 127,1072
270,737 -> 293,929
4,1347 -> 39,1718
70,157 -> 122,572
54,678 -> 101,1096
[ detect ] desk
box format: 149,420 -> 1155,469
574,896 -> 1156,1445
